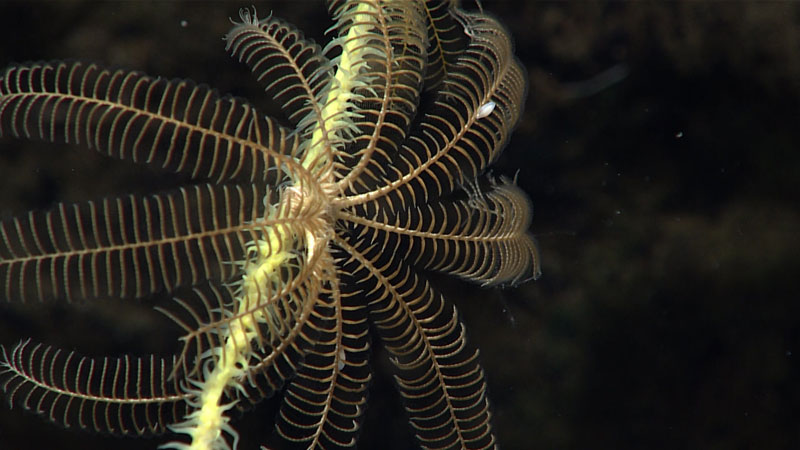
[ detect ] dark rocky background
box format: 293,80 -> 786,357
1,1 -> 798,449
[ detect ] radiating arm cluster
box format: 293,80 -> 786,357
0,1 -> 539,449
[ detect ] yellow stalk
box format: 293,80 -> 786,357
302,0 -> 379,173
177,4 -> 380,449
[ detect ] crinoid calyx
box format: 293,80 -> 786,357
0,1 -> 539,449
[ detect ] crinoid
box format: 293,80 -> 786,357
0,1 -> 539,449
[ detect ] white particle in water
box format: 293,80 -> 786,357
476,101 -> 496,119
337,348 -> 346,370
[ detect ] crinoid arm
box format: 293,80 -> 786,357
0,61 -> 302,184
0,184 -> 274,303
421,0 -> 470,90
0,339 -> 188,436
341,177 -> 541,288
335,235 -> 495,450
338,10 -> 527,212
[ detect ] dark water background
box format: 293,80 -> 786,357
0,1 -> 798,449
